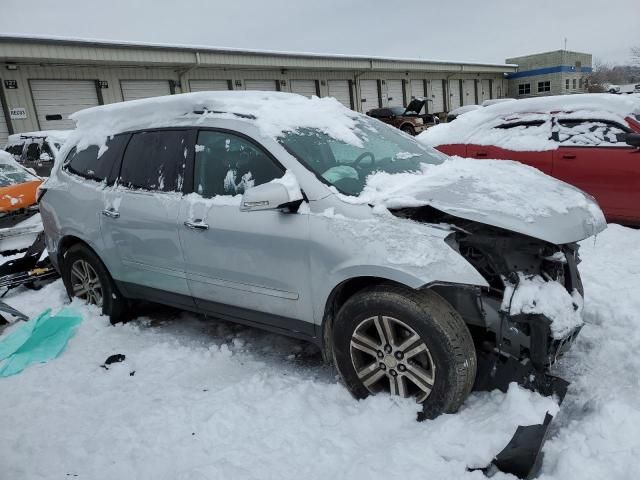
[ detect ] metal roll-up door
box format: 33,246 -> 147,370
431,80 -> 445,113
189,80 -> 230,92
121,80 -> 171,101
480,80 -> 491,102
244,80 -> 278,91
359,80 -> 379,113
30,79 -> 100,130
410,79 -> 425,99
462,80 -> 476,105
385,80 -> 404,107
290,80 -> 318,98
327,81 -> 352,109
448,80 -> 461,111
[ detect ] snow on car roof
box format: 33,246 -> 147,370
68,91 -> 364,152
418,94 -> 640,151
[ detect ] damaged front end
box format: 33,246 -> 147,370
393,206 -> 583,478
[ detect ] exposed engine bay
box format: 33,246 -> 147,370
392,205 -> 582,478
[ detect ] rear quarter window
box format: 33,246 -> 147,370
64,135 -> 128,184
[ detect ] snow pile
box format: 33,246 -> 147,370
343,157 -> 605,226
0,226 -> 639,478
502,274 -> 584,338
418,93 -> 640,150
67,91 -> 363,154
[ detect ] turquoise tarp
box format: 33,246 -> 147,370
0,308 -> 82,377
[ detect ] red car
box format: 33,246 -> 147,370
419,94 -> 640,225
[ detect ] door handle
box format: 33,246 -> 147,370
562,154 -> 577,159
475,152 -> 488,157
102,208 -> 120,219
184,220 -> 209,230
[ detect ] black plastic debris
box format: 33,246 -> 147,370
100,354 -> 126,370
471,352 -> 570,479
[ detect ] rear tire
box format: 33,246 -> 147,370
332,285 -> 476,419
401,125 -> 416,136
61,243 -> 126,324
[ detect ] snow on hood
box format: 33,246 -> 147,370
68,91 -> 363,153
340,156 -> 606,244
418,93 -> 640,151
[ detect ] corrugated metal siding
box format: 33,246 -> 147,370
431,80 -> 445,113
448,80 -> 461,110
462,79 -> 476,105
0,111 -> 9,146
244,80 -> 278,91
480,79 -> 491,102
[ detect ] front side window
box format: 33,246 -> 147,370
518,83 -> 531,95
556,119 -> 630,146
120,130 -> 190,192
194,130 -> 284,198
64,135 -> 127,183
279,116 -> 445,196
537,81 -> 550,93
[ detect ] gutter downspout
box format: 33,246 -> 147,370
177,51 -> 201,93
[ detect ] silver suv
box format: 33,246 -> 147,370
39,92 -> 605,419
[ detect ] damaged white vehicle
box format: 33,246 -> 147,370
39,92 -> 605,476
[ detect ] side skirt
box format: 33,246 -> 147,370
116,281 -> 320,345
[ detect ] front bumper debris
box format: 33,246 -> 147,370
470,348 -> 571,479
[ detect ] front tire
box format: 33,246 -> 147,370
401,125 -> 416,136
332,285 -> 476,419
61,243 -> 126,323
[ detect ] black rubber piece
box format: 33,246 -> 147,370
332,284 -> 477,419
61,243 -> 127,324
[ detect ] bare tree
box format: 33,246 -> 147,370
632,46 -> 640,65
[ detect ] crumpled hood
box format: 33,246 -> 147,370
354,157 -> 607,244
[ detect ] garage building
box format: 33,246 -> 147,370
0,35 -> 516,145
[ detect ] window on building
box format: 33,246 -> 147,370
579,78 -> 583,89
194,130 -> 284,198
120,130 -> 190,192
566,79 -> 570,90
518,83 -> 531,95
64,135 -> 127,184
573,79 -> 577,89
537,81 -> 551,93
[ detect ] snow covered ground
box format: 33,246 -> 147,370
0,225 -> 638,479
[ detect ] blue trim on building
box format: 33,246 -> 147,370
506,65 -> 593,79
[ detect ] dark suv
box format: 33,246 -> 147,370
366,98 -> 437,135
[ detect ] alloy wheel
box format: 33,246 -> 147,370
70,259 -> 104,307
349,315 -> 436,402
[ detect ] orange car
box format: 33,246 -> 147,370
0,152 -> 42,213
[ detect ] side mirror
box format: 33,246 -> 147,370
625,133 -> 640,147
39,152 -> 52,162
240,182 -> 291,212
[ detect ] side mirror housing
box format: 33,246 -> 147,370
625,132 -> 640,147
241,182 -> 291,212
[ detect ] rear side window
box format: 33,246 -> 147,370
23,142 -> 41,162
64,135 -> 127,184
120,130 -> 190,192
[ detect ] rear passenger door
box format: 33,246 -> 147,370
466,119 -> 554,174
551,118 -> 640,221
100,129 -> 196,304
177,129 -> 312,333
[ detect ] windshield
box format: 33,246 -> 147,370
279,117 -> 446,196
0,162 -> 37,187
389,107 -> 406,115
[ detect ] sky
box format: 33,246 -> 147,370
1,0 -> 638,65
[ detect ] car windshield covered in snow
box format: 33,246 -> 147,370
0,157 -> 38,187
279,117 -> 445,195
